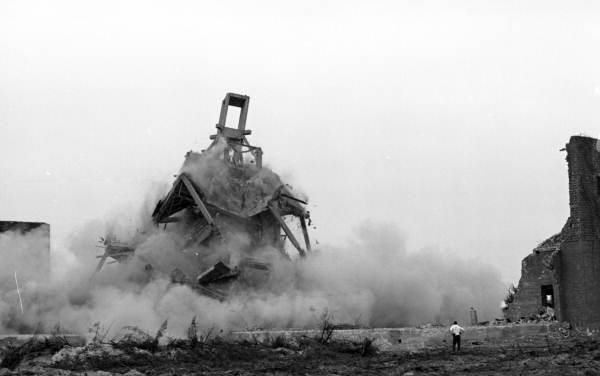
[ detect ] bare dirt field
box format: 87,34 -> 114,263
1,325 -> 599,375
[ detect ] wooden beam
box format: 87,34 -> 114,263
158,216 -> 181,223
91,253 -> 108,279
282,193 -> 308,205
180,175 -> 215,226
194,224 -> 214,244
269,204 -> 306,257
300,216 -> 312,252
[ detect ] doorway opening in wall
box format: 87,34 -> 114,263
541,284 -> 554,308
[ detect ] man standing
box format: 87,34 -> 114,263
449,321 -> 464,352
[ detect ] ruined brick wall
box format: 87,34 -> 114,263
559,136 -> 600,327
505,249 -> 560,321
0,221 -> 50,286
508,136 -> 600,326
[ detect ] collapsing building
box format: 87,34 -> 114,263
151,93 -> 311,255
505,136 -> 600,327
95,93 -> 312,299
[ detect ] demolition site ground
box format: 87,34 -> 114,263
1,324 -> 600,375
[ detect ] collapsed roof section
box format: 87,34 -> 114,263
151,93 -> 311,257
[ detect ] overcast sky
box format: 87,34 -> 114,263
1,0 -> 600,283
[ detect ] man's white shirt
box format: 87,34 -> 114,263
450,324 -> 464,336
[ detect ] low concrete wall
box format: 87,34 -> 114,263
231,323 -> 559,352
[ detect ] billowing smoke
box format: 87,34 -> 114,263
297,222 -> 505,326
0,141 -> 505,337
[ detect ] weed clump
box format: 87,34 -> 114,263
112,320 -> 168,353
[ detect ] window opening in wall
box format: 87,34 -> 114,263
541,284 -> 554,308
225,106 -> 241,129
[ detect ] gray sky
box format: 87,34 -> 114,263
1,0 -> 600,283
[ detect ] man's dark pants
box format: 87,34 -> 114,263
452,334 -> 461,352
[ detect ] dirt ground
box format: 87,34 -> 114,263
1,326 -> 600,375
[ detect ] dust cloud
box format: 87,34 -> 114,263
0,215 -> 505,337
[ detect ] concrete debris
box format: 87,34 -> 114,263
197,261 -> 240,285
51,344 -> 126,364
122,370 -> 146,376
